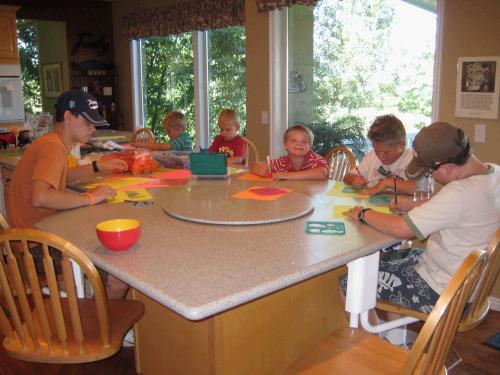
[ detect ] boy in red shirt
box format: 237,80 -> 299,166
208,109 -> 247,166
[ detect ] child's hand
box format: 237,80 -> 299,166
89,186 -> 116,204
350,175 -> 368,189
97,158 -> 129,173
272,172 -> 288,180
250,161 -> 270,177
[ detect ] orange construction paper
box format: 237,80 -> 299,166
237,172 -> 272,182
150,169 -> 192,180
232,186 -> 292,201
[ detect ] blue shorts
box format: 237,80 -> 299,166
339,248 -> 439,313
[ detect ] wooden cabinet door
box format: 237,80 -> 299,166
0,6 -> 20,64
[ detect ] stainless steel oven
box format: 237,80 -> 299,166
0,64 -> 24,123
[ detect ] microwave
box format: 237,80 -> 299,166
0,77 -> 24,122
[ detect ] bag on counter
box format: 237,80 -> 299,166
100,150 -> 160,175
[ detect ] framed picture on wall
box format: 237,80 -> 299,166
455,56 -> 500,119
42,62 -> 63,98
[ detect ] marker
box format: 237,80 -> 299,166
266,155 -> 271,176
355,166 -> 362,177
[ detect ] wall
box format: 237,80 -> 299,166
37,21 -> 70,114
437,0 -> 500,298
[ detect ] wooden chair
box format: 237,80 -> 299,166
130,128 -> 155,143
285,249 -> 488,375
376,227 -> 500,332
241,136 -> 260,166
325,146 -> 356,181
0,228 -> 144,363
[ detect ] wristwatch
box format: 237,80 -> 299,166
357,208 -> 373,224
92,160 -> 100,173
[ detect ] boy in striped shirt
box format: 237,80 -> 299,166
251,124 -> 328,180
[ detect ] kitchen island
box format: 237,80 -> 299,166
36,175 -> 397,374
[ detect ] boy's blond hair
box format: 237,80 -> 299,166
218,109 -> 240,128
367,114 -> 406,145
284,123 -> 314,146
163,111 -> 186,130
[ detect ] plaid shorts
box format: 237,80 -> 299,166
339,248 -> 439,313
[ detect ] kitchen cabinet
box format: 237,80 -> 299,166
0,6 -> 20,65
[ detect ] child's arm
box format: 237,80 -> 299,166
362,178 -> 416,195
273,167 -> 327,180
227,156 -> 244,166
131,141 -> 172,151
343,172 -> 368,188
250,161 -> 269,177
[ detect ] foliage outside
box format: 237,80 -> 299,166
296,0 -> 435,155
141,27 -> 246,144
17,20 -> 42,114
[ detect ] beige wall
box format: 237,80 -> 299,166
113,0 -> 500,296
438,0 -> 500,298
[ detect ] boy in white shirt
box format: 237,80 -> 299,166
342,122 -> 500,313
343,114 -> 416,195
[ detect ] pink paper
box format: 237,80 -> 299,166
150,170 -> 192,180
248,187 -> 289,196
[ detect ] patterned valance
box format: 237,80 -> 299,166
122,0 -> 245,41
256,0 -> 319,12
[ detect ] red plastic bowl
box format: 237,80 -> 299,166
96,219 -> 141,252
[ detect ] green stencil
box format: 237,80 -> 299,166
305,221 -> 345,235
368,195 -> 391,205
342,186 -> 361,194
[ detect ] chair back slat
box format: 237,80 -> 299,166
402,249 -> 487,375
460,228 -> 500,330
326,146 -> 356,181
42,243 -> 69,353
0,241 -> 27,349
241,136 -> 260,165
60,254 -> 85,353
21,241 -> 54,353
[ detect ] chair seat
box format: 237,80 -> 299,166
285,327 -> 445,375
3,298 -> 144,364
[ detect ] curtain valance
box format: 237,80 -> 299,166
122,0 -> 245,41
256,0 -> 319,12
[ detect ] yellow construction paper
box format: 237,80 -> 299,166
333,205 -> 392,219
108,189 -> 153,204
326,182 -> 369,198
86,177 -> 157,190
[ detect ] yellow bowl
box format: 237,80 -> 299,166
96,219 -> 141,252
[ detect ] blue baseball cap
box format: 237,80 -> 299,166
55,90 -> 109,127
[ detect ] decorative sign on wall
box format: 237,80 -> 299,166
42,62 -> 63,98
455,56 -> 500,119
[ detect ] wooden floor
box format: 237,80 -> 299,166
0,311 -> 499,374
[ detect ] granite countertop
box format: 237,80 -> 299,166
37,177 -> 397,321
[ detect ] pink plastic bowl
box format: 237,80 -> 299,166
96,219 -> 141,252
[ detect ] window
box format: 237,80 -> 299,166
286,0 -> 437,157
137,26 -> 246,148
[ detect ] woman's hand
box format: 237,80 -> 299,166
343,206 -> 363,220
389,196 -> 415,215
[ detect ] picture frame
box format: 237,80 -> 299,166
42,62 -> 63,98
455,56 -> 500,119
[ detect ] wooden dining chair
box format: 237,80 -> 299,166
376,227 -> 500,333
239,136 -> 260,167
130,127 -> 155,143
325,145 -> 356,181
285,249 -> 488,375
0,228 -> 144,363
